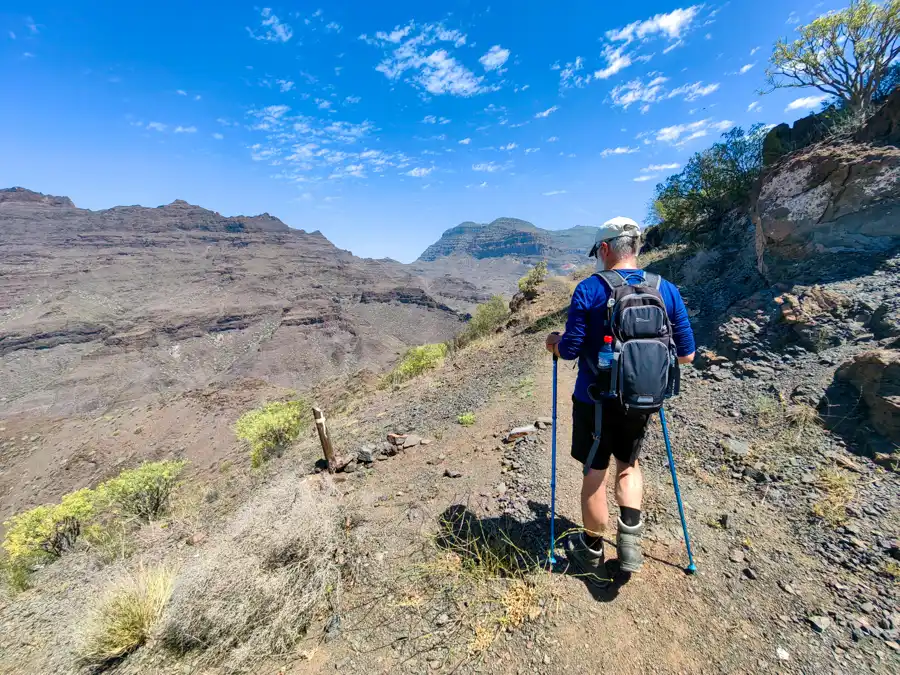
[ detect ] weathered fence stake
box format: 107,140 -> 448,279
313,406 -> 336,473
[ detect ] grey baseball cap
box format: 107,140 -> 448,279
589,216 -> 641,257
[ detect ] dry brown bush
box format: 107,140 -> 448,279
158,475 -> 345,672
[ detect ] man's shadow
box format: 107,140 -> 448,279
436,502 -> 632,603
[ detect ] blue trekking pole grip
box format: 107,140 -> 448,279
549,354 -> 558,564
659,407 -> 697,574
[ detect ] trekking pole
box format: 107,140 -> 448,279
548,354 -> 558,565
659,406 -> 697,574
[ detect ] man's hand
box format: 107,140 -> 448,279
546,332 -> 562,357
678,352 -> 695,365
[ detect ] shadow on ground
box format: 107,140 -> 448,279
436,502 -> 644,603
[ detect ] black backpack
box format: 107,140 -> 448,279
586,270 -> 680,414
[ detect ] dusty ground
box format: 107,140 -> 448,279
1,278 -> 897,675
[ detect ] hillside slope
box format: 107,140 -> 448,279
0,188 -> 478,418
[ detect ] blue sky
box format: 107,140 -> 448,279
2,1 -> 839,262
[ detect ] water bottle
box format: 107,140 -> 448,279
588,335 -> 615,401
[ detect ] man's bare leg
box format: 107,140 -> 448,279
614,458 -> 644,572
581,468 -> 609,541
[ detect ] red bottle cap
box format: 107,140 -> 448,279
604,335 -> 613,343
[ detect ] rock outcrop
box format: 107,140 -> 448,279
837,349 -> 900,443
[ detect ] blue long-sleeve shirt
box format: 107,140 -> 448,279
558,269 -> 696,404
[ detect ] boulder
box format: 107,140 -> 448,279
357,445 -> 379,463
869,298 -> 900,342
504,425 -> 537,442
836,349 -> 900,443
403,434 -> 422,449
855,88 -> 900,146
753,141 -> 900,276
773,286 -> 853,351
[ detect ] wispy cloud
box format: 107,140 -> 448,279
644,118 -> 734,146
363,22 -> 499,97
525,147 -> 540,153
750,46 -> 761,56
277,79 -> 295,92
405,167 -> 433,177
786,11 -> 800,25
610,76 -> 719,111
785,94 -> 829,111
535,105 -> 559,119
607,6 -> 702,44
147,122 -> 167,132
738,63 -> 755,74
547,136 -> 559,142
25,17 -> 38,34
633,175 -> 657,182
212,132 -> 224,140
316,98 -> 333,110
479,45 -> 510,72
458,138 -> 471,145
556,56 -> 595,88
642,163 -> 680,171
344,96 -> 362,104
176,89 -> 187,96
422,115 -> 452,124
9,30 -> 16,39
325,22 -> 342,33
22,51 -> 34,58
472,161 -> 504,172
174,125 -> 197,133
247,7 -> 293,43
194,94 -> 201,100
600,146 -> 640,157
748,101 -> 761,112
499,142 -> 517,151
542,190 -> 567,196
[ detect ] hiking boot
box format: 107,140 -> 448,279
564,533 -> 610,587
616,518 -> 644,573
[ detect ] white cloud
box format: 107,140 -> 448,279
633,175 -> 657,182
663,40 -> 684,54
472,162 -> 503,172
642,163 -> 680,171
406,167 -> 433,177
22,51 -> 34,58
610,76 -> 718,110
739,63 -> 755,74
248,7 -> 294,43
25,17 -> 38,34
515,84 -> 531,92
607,6 -> 702,44
543,190 -> 567,196
559,56 -> 595,88
212,132 -> 224,140
277,79 -> 295,92
600,146 -> 639,157
326,22 -> 342,33
785,95 -> 829,111
146,122 -> 167,132
500,143 -> 517,151
547,136 -> 559,142
535,105 -> 559,119
594,45 -> 632,80
194,94 -> 201,100
365,22 -> 496,97
9,31 -> 15,39
422,115 -> 452,124
316,98 -> 333,110
176,89 -> 187,96
344,96 -> 362,104
175,125 -> 197,133
786,11 -> 800,25
479,45 -> 510,72
748,101 -> 761,112
525,147 -> 540,153
458,138 -> 471,145
649,118 -> 734,145
750,46 -> 761,56
705,33 -> 712,40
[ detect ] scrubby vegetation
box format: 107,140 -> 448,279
159,476 -> 345,672
812,467 -> 857,527
98,460 -> 186,521
457,412 -> 476,427
235,400 -> 308,468
518,261 -> 548,298
384,342 -> 449,388
78,565 -> 174,668
456,295 -> 510,347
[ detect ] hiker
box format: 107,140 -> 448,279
545,216 -> 695,583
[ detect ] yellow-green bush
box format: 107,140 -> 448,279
2,488 -> 99,566
457,412 -> 476,427
235,400 -> 308,468
384,343 -> 449,388
518,261 -> 548,298
98,460 -> 186,522
457,296 -> 510,347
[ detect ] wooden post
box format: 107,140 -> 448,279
313,406 -> 336,473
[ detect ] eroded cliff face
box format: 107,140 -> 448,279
753,93 -> 900,278
0,190 -> 469,416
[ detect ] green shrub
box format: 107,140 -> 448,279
98,460 -> 187,521
384,343 -> 449,388
457,296 -> 510,347
457,412 -> 476,427
0,557 -> 32,593
518,262 -> 548,298
2,488 -> 99,567
235,400 -> 308,468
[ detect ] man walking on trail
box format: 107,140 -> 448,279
546,217 -> 695,584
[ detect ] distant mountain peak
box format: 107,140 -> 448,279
0,187 -> 75,208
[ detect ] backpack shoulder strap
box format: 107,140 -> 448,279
643,272 -> 663,290
593,270 -> 627,290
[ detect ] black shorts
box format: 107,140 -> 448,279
571,396 -> 651,471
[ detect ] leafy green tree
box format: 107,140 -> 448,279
765,0 -> 900,112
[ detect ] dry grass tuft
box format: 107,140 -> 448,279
158,475 -> 345,672
78,564 -> 174,668
811,468 -> 857,527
